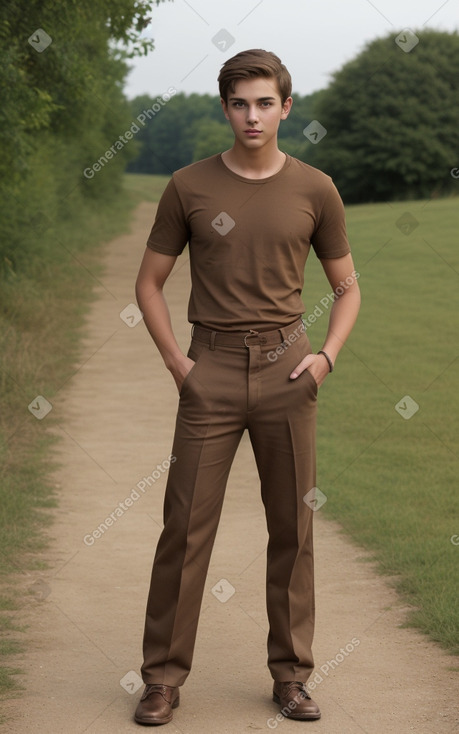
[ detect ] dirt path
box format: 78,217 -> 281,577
3,202 -> 457,733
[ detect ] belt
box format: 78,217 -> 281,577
191,319 -> 305,348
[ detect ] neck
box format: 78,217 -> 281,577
222,141 -> 286,179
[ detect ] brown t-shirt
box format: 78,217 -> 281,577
147,153 -> 350,331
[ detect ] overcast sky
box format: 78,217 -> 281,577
124,0 -> 459,99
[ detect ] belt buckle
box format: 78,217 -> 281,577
244,329 -> 261,347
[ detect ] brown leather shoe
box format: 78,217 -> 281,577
134,683 -> 179,725
273,680 -> 321,720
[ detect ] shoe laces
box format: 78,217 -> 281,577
284,681 -> 311,699
143,684 -> 171,701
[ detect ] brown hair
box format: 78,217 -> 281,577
218,49 -> 292,104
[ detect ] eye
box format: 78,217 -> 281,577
232,102 -> 245,108
260,102 -> 272,107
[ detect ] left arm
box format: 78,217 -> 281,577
290,252 -> 361,387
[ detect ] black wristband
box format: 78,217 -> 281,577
317,350 -> 334,373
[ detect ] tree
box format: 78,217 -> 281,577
0,0 -> 169,272
128,93 -> 226,173
191,119 -> 234,161
309,30 -> 459,202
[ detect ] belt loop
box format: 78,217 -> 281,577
209,330 -> 216,350
278,325 -> 289,342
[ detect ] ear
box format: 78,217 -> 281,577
281,96 -> 293,120
220,97 -> 230,121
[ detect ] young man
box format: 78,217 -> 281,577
134,49 -> 360,726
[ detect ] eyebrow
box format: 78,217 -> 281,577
228,96 -> 276,102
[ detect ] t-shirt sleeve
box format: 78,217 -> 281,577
146,177 -> 189,256
311,181 -> 351,259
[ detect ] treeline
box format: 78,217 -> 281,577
128,29 -> 459,203
127,91 -> 318,175
0,0 -> 161,276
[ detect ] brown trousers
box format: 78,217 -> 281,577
141,319 -> 318,687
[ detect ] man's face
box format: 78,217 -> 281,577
221,77 -> 292,150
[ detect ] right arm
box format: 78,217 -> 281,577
135,247 -> 194,393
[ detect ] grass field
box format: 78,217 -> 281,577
305,196 -> 459,655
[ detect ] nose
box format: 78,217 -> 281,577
246,105 -> 259,124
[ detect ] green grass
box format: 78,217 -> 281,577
304,195 -> 459,654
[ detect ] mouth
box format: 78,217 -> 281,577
244,129 -> 262,135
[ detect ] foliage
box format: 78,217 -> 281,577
128,93 -> 224,173
310,30 -> 459,202
0,0 -> 168,274
191,119 -> 234,162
